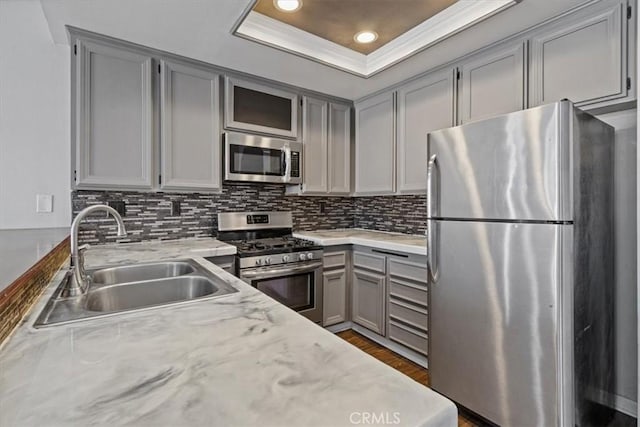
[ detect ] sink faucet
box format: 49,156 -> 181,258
68,204 -> 127,296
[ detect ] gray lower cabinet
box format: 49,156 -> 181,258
352,251 -> 387,334
396,69 -> 456,193
323,268 -> 347,326
160,60 -> 221,192
459,41 -> 526,124
354,91 -> 395,195
387,258 -> 429,356
529,0 -> 632,109
300,97 -> 351,195
74,39 -> 154,189
322,250 -> 349,326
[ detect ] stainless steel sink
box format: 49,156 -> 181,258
91,261 -> 196,285
86,276 -> 218,312
34,259 -> 238,327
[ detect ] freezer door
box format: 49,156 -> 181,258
429,220 -> 571,427
427,101 -> 572,222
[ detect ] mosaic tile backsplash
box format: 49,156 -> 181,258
72,184 -> 426,244
354,195 -> 427,236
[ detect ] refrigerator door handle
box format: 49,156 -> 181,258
427,154 -> 440,283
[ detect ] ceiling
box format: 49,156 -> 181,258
39,0 -> 590,100
252,0 -> 458,55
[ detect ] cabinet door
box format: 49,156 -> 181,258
397,70 -> 455,193
328,103 -> 351,194
75,40 -> 153,189
323,268 -> 347,326
224,77 -> 298,139
352,268 -> 386,335
459,42 -> 526,124
529,0 -> 629,108
355,91 -> 395,195
160,61 -> 221,192
302,97 -> 328,193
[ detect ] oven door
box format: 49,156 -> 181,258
239,261 -> 323,323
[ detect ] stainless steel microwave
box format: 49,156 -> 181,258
223,132 -> 302,184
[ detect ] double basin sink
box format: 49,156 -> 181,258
35,259 -> 238,327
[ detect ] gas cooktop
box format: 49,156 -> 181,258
228,236 -> 322,257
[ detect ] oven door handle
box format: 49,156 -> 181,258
241,261 -> 322,279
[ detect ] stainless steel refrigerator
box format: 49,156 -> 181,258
426,100 -> 615,426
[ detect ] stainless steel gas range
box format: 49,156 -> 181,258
217,211 -> 323,323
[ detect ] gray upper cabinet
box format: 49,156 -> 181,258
302,97 -> 328,193
299,97 -> 351,195
328,103 -> 351,194
224,77 -> 299,139
459,41 -> 526,124
529,0 -> 631,109
160,60 -> 221,192
396,70 -> 456,193
75,40 -> 154,189
355,91 -> 395,195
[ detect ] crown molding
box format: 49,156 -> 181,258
234,0 -> 517,78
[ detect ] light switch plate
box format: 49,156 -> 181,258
36,194 -> 53,213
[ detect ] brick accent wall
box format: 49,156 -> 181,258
0,238 -> 69,345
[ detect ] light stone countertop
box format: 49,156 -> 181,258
82,237 -> 237,266
0,239 -> 455,427
0,227 -> 70,293
294,229 -> 427,256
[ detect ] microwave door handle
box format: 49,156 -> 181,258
241,261 -> 322,279
283,146 -> 292,183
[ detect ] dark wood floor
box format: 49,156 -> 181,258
337,330 -> 488,427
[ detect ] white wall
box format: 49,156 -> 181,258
0,0 -> 70,229
598,109 -> 638,417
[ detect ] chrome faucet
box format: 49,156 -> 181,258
68,205 -> 127,296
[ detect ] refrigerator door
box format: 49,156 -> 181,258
427,101 -> 572,222
429,219 -> 572,427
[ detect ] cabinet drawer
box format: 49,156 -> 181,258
388,300 -> 428,332
389,321 -> 428,356
353,252 -> 386,273
389,279 -> 428,306
323,251 -> 346,269
388,259 -> 428,284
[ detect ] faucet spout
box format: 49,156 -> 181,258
67,205 -> 127,296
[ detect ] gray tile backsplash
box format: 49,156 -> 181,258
72,185 -> 426,244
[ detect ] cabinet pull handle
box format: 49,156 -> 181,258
371,249 -> 408,258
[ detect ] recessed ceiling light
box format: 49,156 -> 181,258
274,0 -> 302,12
354,31 -> 378,44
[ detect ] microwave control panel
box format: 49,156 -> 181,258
290,152 -> 300,178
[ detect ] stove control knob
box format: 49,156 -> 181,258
255,259 -> 263,266
306,252 -> 314,260
264,257 -> 272,265
299,253 -> 307,261
282,255 -> 291,263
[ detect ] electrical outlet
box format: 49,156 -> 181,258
171,200 -> 181,216
108,201 -> 126,217
36,194 -> 53,213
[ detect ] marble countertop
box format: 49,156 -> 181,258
0,240 -> 455,427
82,237 -> 237,266
294,229 -> 427,256
0,227 -> 70,293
